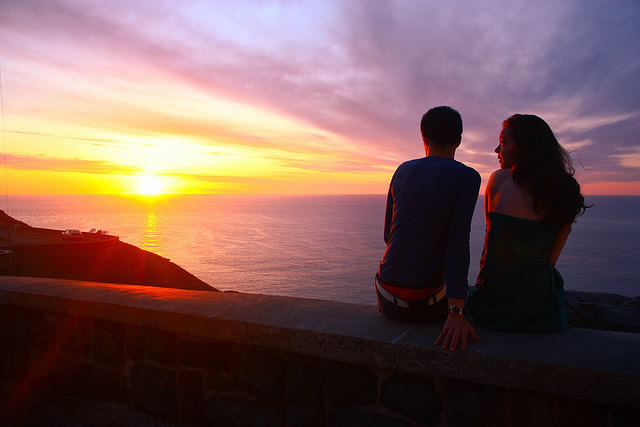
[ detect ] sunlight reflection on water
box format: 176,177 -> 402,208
141,212 -> 162,256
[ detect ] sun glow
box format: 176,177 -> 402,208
136,174 -> 166,196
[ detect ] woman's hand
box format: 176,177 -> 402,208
435,315 -> 480,352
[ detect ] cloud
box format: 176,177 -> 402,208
273,158 -> 394,175
1,0 -> 639,191
5,130 -> 152,148
4,153 -> 139,175
612,146 -> 640,169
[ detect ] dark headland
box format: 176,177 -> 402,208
0,210 -> 216,292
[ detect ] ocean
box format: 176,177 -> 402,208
4,194 -> 639,304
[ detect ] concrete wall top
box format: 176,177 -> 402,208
1,276 -> 638,408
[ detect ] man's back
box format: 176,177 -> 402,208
378,156 -> 480,300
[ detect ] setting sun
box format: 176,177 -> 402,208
136,174 -> 166,196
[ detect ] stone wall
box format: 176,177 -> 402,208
1,276 -> 639,426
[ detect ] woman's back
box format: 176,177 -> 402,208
481,212 -> 557,270
486,169 -> 543,221
485,168 -> 570,266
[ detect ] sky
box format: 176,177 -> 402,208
1,0 -> 639,195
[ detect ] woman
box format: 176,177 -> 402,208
466,114 -> 589,332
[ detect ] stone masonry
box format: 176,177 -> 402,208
0,277 -> 639,426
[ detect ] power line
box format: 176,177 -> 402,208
0,64 -> 8,212
0,63 -> 11,275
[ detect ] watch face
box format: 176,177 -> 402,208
449,305 -> 463,315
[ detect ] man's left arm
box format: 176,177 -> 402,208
436,169 -> 481,351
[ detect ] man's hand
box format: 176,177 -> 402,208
435,315 -> 480,352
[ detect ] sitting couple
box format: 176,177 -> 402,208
376,106 -> 589,351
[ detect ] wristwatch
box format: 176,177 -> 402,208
448,304 -> 464,316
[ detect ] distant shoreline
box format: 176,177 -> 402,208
0,210 -> 216,292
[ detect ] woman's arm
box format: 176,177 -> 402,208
484,169 -> 506,217
484,171 -> 497,218
550,223 -> 571,266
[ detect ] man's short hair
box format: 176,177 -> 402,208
420,106 -> 463,146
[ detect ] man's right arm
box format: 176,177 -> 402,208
443,168 -> 481,299
383,172 -> 396,245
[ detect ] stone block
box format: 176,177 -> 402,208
204,395 -> 284,427
177,369 -> 204,423
3,393 -> 172,427
54,358 -> 128,399
0,303 -> 8,320
0,307 -> 12,380
92,329 -> 126,367
285,403 -> 325,427
178,336 -> 229,370
5,342 -> 30,380
31,311 -> 60,346
325,363 -> 377,406
30,316 -> 59,358
130,363 -> 177,419
205,368 -> 235,392
29,312 -> 92,360
506,390 -> 552,427
551,396 -> 608,427
328,407 -> 411,427
0,338 -> 8,380
145,329 -> 178,366
234,347 -> 286,402
125,325 -> 146,360
11,306 -> 35,342
0,306 -> 9,338
18,355 -> 127,400
381,373 -> 441,425
285,359 -> 325,406
442,379 -> 506,427
93,319 -> 125,335
59,316 -> 91,359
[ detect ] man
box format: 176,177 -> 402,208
376,106 -> 481,351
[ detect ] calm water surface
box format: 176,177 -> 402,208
5,194 -> 639,304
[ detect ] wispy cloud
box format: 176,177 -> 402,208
4,153 -> 139,175
612,146 -> 640,169
5,130 -> 151,148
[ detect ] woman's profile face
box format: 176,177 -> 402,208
495,126 -> 516,169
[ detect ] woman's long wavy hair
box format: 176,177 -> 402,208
504,114 -> 589,225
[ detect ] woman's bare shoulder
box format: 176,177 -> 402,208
487,169 -> 542,220
490,168 -> 512,182
487,168 -> 512,192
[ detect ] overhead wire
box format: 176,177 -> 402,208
0,63 -> 12,274
0,64 -> 7,212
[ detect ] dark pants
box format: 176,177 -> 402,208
376,283 -> 448,323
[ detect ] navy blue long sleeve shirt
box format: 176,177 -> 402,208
378,156 -> 481,300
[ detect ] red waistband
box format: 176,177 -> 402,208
377,278 -> 445,302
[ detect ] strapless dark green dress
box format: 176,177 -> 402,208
467,212 -> 567,332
